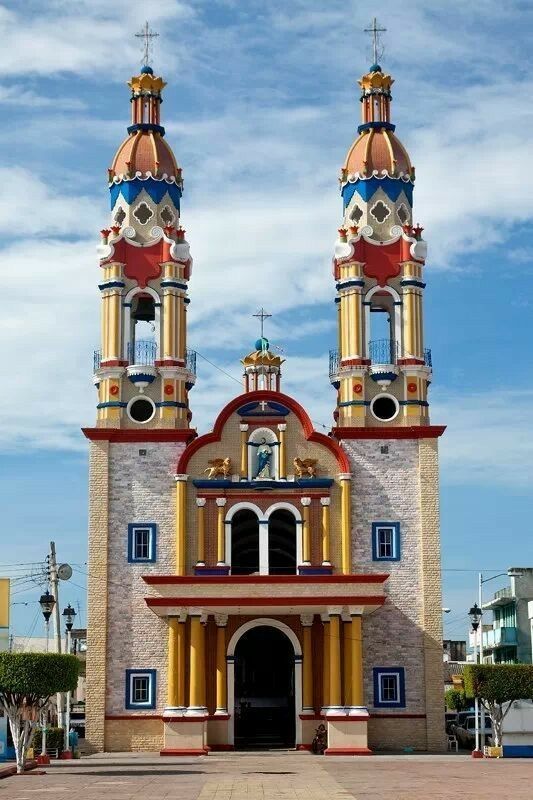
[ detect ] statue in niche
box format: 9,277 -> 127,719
255,438 -> 273,479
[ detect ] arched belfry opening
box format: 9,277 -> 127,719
268,509 -> 297,575
230,510 -> 259,575
234,625 -> 296,749
128,292 -> 158,364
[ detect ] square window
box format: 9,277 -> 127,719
125,669 -> 156,709
373,667 -> 405,708
127,523 -> 156,563
372,522 -> 400,561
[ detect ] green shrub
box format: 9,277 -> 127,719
0,653 -> 79,697
32,727 -> 65,752
463,664 -> 533,746
445,688 -> 469,711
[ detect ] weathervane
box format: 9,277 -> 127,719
364,17 -> 386,66
252,308 -> 272,339
135,21 -> 159,67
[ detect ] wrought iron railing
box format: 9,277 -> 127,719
186,348 -> 197,376
127,339 -> 158,365
329,349 -> 340,378
93,349 -> 102,371
368,338 -> 398,365
424,348 -> 432,368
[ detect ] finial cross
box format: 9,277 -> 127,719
364,17 -> 386,66
135,21 -> 159,67
252,308 -> 272,339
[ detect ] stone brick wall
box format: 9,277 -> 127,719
368,717 -> 427,752
105,718 -> 164,752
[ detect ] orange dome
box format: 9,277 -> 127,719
111,131 -> 179,179
343,129 -> 412,178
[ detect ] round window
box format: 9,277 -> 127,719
371,395 -> 399,422
127,397 -> 155,424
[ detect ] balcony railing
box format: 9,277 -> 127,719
494,586 -> 513,601
127,339 -> 158,365
368,338 -> 398,365
185,348 -> 197,376
482,626 -> 518,649
93,349 -> 102,371
329,349 -> 340,378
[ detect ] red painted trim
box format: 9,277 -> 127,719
340,358 -> 371,367
82,428 -> 197,443
209,744 -> 234,751
299,713 -> 323,720
160,748 -> 208,756
326,715 -> 369,721
143,574 -> 388,585
207,714 -> 230,721
105,714 -> 162,720
146,595 -> 386,607
325,747 -> 373,756
331,425 -> 446,440
99,359 -> 128,367
369,713 -> 426,719
177,390 -> 350,473
397,358 -> 426,366
155,359 -> 185,367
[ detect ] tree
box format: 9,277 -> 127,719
464,664 -> 533,747
445,688 -> 469,712
0,653 -> 80,774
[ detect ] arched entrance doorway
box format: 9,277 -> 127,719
233,625 -> 296,749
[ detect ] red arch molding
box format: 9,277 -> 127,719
176,389 -> 350,474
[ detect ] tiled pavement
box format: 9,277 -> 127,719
2,751 -> 533,800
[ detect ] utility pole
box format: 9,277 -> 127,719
49,542 -> 64,730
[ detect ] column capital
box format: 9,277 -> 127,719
338,472 -> 352,481
300,613 -> 314,627
196,497 -> 206,507
277,423 -> 287,431
320,497 -> 331,506
189,611 -> 208,624
215,613 -> 228,627
320,612 -> 331,623
174,473 -> 188,482
215,497 -> 227,507
300,496 -> 312,507
239,423 -> 249,432
327,606 -> 343,617
168,611 -> 188,624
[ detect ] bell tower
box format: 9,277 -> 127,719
330,53 -> 431,429
93,56 -> 195,430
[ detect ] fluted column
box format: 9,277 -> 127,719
321,614 -> 330,711
301,497 -> 312,565
175,474 -> 187,575
301,614 -> 314,712
239,424 -> 248,479
215,615 -> 228,715
196,498 -> 206,566
189,614 -> 206,712
320,497 -> 331,565
343,616 -> 352,708
329,614 -> 342,710
350,614 -> 364,708
216,498 -> 227,565
167,613 -> 186,710
339,474 -> 352,574
278,423 -> 287,479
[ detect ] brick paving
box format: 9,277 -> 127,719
1,752 -> 533,800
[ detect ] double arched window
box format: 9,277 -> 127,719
227,503 -> 300,575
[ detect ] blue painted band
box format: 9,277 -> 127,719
192,478 -> 334,489
339,400 -> 370,407
97,401 -> 127,409
127,123 -> 166,136
98,281 -> 125,290
161,281 -> 188,290
110,177 -> 181,210
399,400 -> 429,407
238,401 -> 290,417
336,280 -> 365,290
401,279 -> 426,288
128,373 -> 156,384
357,121 -> 396,133
341,175 -> 413,209
155,401 -> 187,408
370,372 -> 398,382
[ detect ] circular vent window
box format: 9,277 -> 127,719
127,397 -> 155,424
370,395 -> 399,422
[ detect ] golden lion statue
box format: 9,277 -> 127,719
204,457 -> 232,479
293,457 -> 318,478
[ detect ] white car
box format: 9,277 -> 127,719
455,714 -> 493,749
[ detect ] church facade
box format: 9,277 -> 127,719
84,56 -> 446,755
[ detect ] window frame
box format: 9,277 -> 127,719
125,669 -> 157,710
373,667 -> 406,709
127,523 -> 157,563
371,521 -> 401,562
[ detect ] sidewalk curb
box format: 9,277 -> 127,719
0,759 -> 39,779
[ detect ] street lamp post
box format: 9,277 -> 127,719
468,602 -> 483,758
38,590 -> 56,765
62,604 -> 76,756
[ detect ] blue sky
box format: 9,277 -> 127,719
0,0 -> 532,644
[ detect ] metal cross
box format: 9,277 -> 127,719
259,401 -> 269,411
364,17 -> 386,66
135,21 -> 159,67
252,308 -> 272,339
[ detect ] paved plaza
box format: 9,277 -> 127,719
2,752 -> 533,800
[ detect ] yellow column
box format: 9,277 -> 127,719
301,497 -> 311,565
162,287 -> 176,360
403,289 -> 415,357
278,423 -> 287,479
301,615 -> 314,712
340,475 -> 352,574
108,290 -> 121,360
350,614 -> 364,708
239,424 -> 249,479
322,616 -> 330,710
343,618 -> 351,707
216,498 -> 227,565
175,475 -> 187,575
215,615 -> 228,714
320,498 -> 331,565
189,615 -> 206,710
178,295 -> 186,362
167,614 -> 186,709
196,498 -> 206,566
329,614 -> 342,709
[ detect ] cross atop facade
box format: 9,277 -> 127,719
364,17 -> 386,66
252,308 -> 272,339
135,21 -> 159,67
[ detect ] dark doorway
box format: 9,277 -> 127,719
234,625 -> 295,749
268,510 -> 297,575
231,510 -> 259,575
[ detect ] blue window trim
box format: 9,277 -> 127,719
371,521 -> 401,561
125,669 -> 157,710
127,523 -> 157,563
373,667 -> 406,708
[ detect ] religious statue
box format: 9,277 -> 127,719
294,457 -> 318,478
204,457 -> 232,479
255,438 -> 273,479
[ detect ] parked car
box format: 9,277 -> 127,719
449,711 -> 472,737
454,714 -> 492,749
